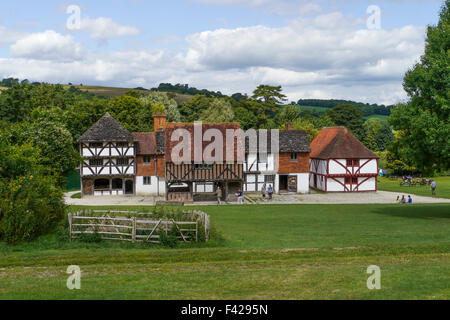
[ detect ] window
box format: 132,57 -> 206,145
143,176 -> 152,185
352,177 -> 358,184
264,175 -> 275,183
290,153 -> 298,161
347,159 -> 360,167
143,156 -> 152,165
117,158 -> 129,166
89,142 -> 103,148
89,159 -> 103,166
345,177 -> 351,184
116,142 -> 128,148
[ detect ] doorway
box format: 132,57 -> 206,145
125,180 -> 134,195
279,175 -> 288,192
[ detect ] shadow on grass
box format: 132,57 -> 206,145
371,204 -> 450,220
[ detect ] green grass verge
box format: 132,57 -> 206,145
0,204 -> 449,299
378,176 -> 450,199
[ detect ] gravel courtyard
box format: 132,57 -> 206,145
65,190 -> 450,206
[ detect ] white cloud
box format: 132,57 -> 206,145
0,26 -> 26,48
10,30 -> 83,62
78,17 -> 140,40
0,10 -> 427,105
191,0 -> 271,6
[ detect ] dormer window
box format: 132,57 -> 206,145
290,153 -> 298,161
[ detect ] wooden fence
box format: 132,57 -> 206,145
68,210 -> 210,243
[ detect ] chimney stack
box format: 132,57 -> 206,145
285,123 -> 293,131
153,113 -> 167,132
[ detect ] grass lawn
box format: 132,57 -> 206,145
378,176 -> 450,199
0,204 -> 449,299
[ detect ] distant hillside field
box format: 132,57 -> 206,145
298,104 -> 389,121
63,85 -> 194,103
0,86 -> 7,92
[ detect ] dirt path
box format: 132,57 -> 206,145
65,191 -> 450,206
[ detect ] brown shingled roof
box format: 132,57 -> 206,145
132,132 -> 156,155
77,113 -> 136,142
310,127 -> 378,159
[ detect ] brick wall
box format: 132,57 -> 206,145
277,152 -> 310,174
136,155 -> 165,177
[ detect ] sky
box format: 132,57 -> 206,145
0,0 -> 444,105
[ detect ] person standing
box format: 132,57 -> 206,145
261,183 -> 267,200
216,186 -> 222,205
236,189 -> 244,204
268,184 -> 273,200
431,180 -> 437,195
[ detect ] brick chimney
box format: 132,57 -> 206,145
285,123 -> 293,131
153,113 -> 167,132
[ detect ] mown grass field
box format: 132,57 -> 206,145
378,176 -> 450,199
1,204 -> 449,299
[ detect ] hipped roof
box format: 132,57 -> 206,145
310,127 -> 378,159
77,113 -> 136,142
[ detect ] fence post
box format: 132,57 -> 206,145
132,217 -> 136,243
68,212 -> 73,242
196,220 -> 198,242
205,214 -> 210,242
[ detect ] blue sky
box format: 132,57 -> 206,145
0,0 -> 445,104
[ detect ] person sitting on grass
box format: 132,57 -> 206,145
396,196 -> 400,203
408,195 -> 412,204
401,195 -> 406,204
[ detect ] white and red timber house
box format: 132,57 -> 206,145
77,113 -> 378,201
309,127 -> 379,192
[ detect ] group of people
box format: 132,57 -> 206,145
260,183 -> 274,201
396,195 -> 413,204
215,183 -> 275,205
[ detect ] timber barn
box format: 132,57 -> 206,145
309,127 -> 379,192
78,112 -> 312,201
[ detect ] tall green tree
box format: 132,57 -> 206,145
199,98 -> 234,123
389,1 -> 449,173
327,104 -> 365,139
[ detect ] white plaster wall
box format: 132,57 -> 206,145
357,177 -> 376,191
329,159 -> 347,174
136,176 -> 159,195
327,177 -> 345,191
294,173 -> 309,193
359,159 -> 378,174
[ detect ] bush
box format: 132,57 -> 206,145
0,175 -> 65,244
158,225 -> 179,248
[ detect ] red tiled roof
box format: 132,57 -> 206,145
164,122 -> 243,162
310,127 -> 378,159
132,132 -> 156,155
